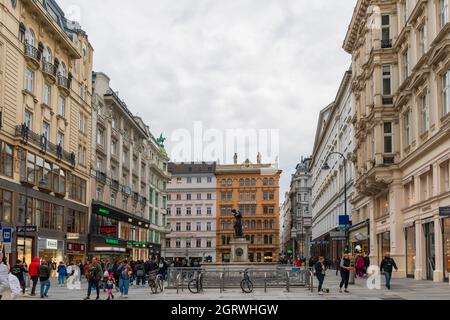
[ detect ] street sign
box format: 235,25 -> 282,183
330,231 -> 346,239
339,215 -> 350,226
2,228 -> 12,244
3,243 -> 11,254
16,226 -> 37,233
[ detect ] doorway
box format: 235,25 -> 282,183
424,222 -> 435,281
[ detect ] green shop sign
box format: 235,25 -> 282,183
127,241 -> 146,246
98,208 -> 110,215
105,239 -> 119,245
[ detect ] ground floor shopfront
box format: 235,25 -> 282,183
311,232 -> 345,265
0,178 -> 88,266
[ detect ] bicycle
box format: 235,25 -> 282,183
188,271 -> 203,294
148,272 -> 164,294
240,269 -> 253,293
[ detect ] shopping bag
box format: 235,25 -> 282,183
8,274 -> 22,299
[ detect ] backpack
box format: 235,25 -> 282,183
120,265 -> 129,280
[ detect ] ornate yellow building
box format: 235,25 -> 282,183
0,0 -> 93,264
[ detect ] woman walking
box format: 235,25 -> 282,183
57,261 -> 67,287
118,260 -> 131,298
314,256 -> 327,295
339,254 -> 352,293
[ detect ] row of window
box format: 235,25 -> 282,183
219,206 -> 275,216
219,178 -> 276,187
173,176 -> 213,184
220,219 -> 275,231
169,193 -> 213,201
168,207 -> 213,216
220,235 -> 275,245
166,238 -> 213,249
173,221 -> 213,232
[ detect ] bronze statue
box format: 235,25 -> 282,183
232,209 -> 243,238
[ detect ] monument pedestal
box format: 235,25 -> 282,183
230,238 -> 250,263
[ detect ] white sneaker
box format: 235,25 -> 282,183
318,291 -> 324,295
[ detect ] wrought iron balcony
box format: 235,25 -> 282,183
42,61 -> 57,83
132,192 -> 139,202
111,179 -> 120,191
57,75 -> 71,95
24,43 -> 41,69
15,124 -> 76,167
95,171 -> 107,184
381,39 -> 392,49
122,185 -> 132,196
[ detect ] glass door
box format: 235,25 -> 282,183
17,237 -> 34,265
443,219 -> 450,281
405,226 -> 416,278
424,222 -> 435,281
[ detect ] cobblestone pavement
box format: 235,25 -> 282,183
2,273 -> 450,300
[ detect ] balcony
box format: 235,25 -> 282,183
140,196 -> 147,206
38,177 -> 52,193
111,179 -> 120,191
122,185 -> 132,196
132,192 -> 139,203
42,62 -> 56,84
57,75 -> 71,96
381,39 -> 392,49
15,125 -> 76,167
24,43 -> 41,70
95,171 -> 107,184
355,166 -> 393,197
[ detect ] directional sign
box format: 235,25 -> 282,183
2,228 -> 12,244
16,225 -> 37,233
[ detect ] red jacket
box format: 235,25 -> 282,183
29,257 -> 41,277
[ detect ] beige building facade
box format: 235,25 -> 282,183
0,0 -> 93,264
344,0 -> 450,282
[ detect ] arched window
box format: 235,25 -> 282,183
269,220 -> 274,229
227,179 -> 232,186
27,28 -> 35,46
264,235 -> 269,244
269,178 -> 274,186
59,61 -> 66,76
264,220 -> 268,230
269,236 -> 273,244
263,178 -> 268,186
44,47 -> 52,63
239,179 -> 244,186
245,178 -> 250,186
251,178 -> 256,186
19,23 -> 26,42
251,220 -> 256,229
221,179 -> 227,187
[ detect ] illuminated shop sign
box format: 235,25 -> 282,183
98,208 -> 110,215
100,227 -> 117,234
105,239 -> 119,245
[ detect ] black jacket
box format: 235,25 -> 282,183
380,257 -> 397,273
12,264 -> 27,281
314,261 -> 326,275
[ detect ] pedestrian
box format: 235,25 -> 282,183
158,258 -> 168,281
295,258 -> 303,268
380,252 -> 398,290
106,273 -> 115,300
11,259 -> 28,295
136,260 -> 145,286
0,252 -> 10,300
57,261 -> 67,287
28,257 -> 40,296
84,257 -> 103,300
102,268 -> 110,292
118,260 -> 131,298
314,256 -> 327,295
339,254 -> 353,293
83,261 -> 90,280
355,254 -> 365,278
39,258 -> 51,299
363,253 -> 370,276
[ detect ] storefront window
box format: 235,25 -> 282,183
444,218 -> 450,280
0,141 -> 14,177
378,232 -> 390,265
405,226 -> 416,277
17,237 -> 33,265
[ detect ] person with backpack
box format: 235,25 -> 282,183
39,259 -> 51,299
136,260 -> 145,286
380,252 -> 398,290
118,260 -> 131,298
83,258 -> 103,300
11,259 -> 28,295
314,256 -> 327,295
57,261 -> 67,287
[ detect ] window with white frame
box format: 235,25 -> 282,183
97,128 -> 104,146
25,68 -> 34,93
382,65 -> 392,96
419,24 -> 427,55
404,109 -> 413,146
381,15 -> 391,48
403,50 -> 409,81
79,112 -> 85,133
371,127 -> 375,159
56,131 -> 64,149
443,70 -> 450,116
384,122 -> 393,153
24,111 -> 33,129
58,96 -> 65,117
43,83 -> 51,106
420,95 -> 430,133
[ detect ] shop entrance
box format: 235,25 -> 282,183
424,222 -> 435,281
16,237 -> 34,265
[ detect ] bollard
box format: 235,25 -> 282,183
286,272 -> 290,292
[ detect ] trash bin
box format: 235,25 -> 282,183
349,269 -> 356,284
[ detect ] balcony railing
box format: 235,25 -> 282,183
96,171 -> 107,184
24,43 -> 41,63
111,179 -> 120,190
122,186 -> 132,196
57,75 -> 71,94
381,39 -> 392,49
42,61 -> 56,78
15,124 -> 76,166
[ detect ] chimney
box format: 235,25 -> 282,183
234,153 -> 238,164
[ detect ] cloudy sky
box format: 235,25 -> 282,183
58,0 -> 355,196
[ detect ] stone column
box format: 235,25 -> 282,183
415,220 -> 424,280
390,173 -> 406,278
434,217 -> 444,282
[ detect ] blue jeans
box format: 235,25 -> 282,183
40,279 -> 50,297
58,274 -> 65,285
119,278 -> 130,295
384,272 -> 392,289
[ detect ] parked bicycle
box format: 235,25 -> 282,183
188,270 -> 204,294
240,268 -> 253,293
148,271 -> 164,294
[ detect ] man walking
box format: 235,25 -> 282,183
314,256 -> 327,295
39,259 -> 51,299
84,258 -> 103,300
380,252 -> 398,290
11,260 -> 28,295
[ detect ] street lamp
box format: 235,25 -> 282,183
322,152 -> 350,254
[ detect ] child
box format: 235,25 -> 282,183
102,269 -> 109,292
106,273 -> 115,300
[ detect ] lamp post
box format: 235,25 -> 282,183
322,152 -> 349,254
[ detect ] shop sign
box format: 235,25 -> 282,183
16,225 -> 37,233
67,233 -> 80,240
127,241 -> 146,247
67,243 -> 85,252
105,239 -> 119,245
2,228 -> 12,244
100,227 -> 117,234
98,208 -> 110,215
95,247 -> 126,253
439,207 -> 450,217
46,239 -> 58,250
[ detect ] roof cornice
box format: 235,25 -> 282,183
343,0 -> 369,54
